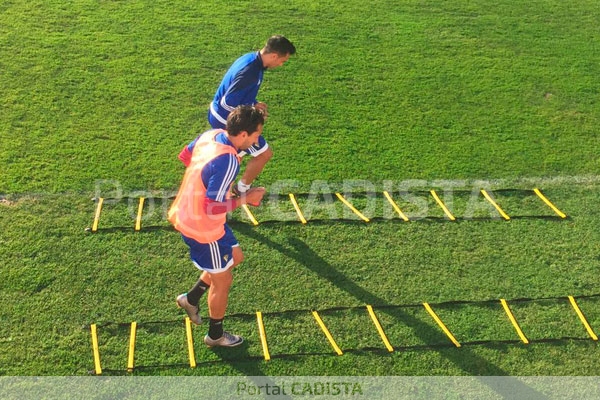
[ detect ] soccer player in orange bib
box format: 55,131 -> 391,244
169,105 -> 265,347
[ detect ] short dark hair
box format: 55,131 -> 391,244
263,35 -> 296,56
226,105 -> 265,136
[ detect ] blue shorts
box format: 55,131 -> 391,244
182,224 -> 239,274
208,109 -> 269,158
238,135 -> 269,157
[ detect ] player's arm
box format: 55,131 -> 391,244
202,154 -> 265,214
178,136 -> 200,167
220,69 -> 260,112
204,188 -> 265,214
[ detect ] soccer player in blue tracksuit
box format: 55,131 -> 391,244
179,35 -> 296,194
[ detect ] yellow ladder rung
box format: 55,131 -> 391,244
335,193 -> 370,222
289,193 -> 307,224
480,190 -> 510,220
312,311 -> 343,355
423,303 -> 461,347
185,317 -> 197,368
241,204 -> 259,226
256,311 -> 271,361
91,198 -> 104,232
430,190 -> 456,221
90,324 -> 102,375
500,299 -> 529,344
533,188 -> 567,218
366,305 -> 394,352
127,322 -> 137,372
568,296 -> 598,341
382,191 -> 410,222
135,197 -> 145,231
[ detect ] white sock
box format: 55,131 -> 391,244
237,181 -> 251,193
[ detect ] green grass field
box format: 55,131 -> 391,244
1,0 -> 599,378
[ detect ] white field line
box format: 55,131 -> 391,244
1,175 -> 600,200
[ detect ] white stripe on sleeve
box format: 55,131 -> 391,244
215,154 -> 238,202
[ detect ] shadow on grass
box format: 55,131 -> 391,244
86,213 -> 568,234
208,343 -> 295,400
231,224 -> 549,399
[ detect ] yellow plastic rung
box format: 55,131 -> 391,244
91,198 -> 104,232
366,305 -> 394,352
256,311 -> 271,361
135,198 -> 145,231
382,191 -> 410,222
335,193 -> 369,222
127,322 -> 137,372
289,193 -> 307,224
312,311 -> 343,355
500,299 -> 529,344
423,303 -> 461,347
241,204 -> 259,226
568,296 -> 598,341
533,188 -> 567,218
90,324 -> 102,375
430,190 -> 456,221
480,190 -> 510,220
185,317 -> 196,368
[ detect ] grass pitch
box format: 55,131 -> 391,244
1,0 -> 599,377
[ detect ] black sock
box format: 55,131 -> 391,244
186,279 -> 210,306
208,318 -> 224,339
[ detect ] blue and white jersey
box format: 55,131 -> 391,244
201,133 -> 240,202
209,51 -> 265,128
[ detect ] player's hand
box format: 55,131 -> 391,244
255,102 -> 269,119
244,187 -> 266,207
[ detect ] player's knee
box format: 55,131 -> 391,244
211,270 -> 233,290
232,247 -> 244,266
262,148 -> 273,162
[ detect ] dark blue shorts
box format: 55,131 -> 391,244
182,224 -> 239,274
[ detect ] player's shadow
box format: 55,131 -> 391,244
235,224 -> 548,399
206,336 -> 295,399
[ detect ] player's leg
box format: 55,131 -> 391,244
203,244 -> 244,347
235,136 -> 272,194
186,225 -> 243,347
239,148 -> 272,189
176,272 -> 211,324
175,227 -> 240,327
208,106 -> 227,130
204,245 -> 243,319
176,236 -> 216,325
205,269 -> 233,320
